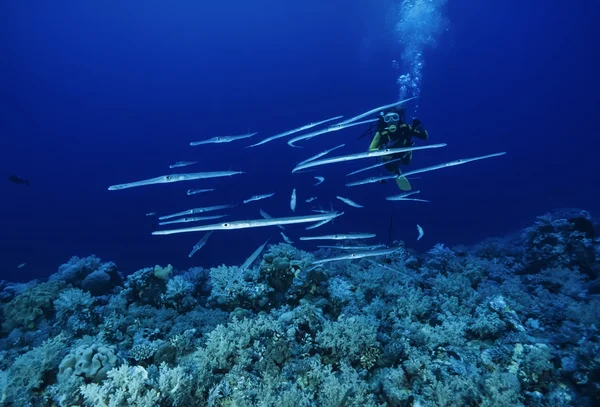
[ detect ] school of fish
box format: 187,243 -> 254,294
108,98 -> 506,268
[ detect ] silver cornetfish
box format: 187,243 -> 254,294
260,209 -> 284,230
346,157 -> 405,176
159,204 -> 236,220
336,97 -> 417,126
336,196 -> 363,208
290,188 -> 297,212
190,132 -> 257,146
159,215 -> 227,226
187,188 -> 215,196
169,161 -> 197,169
108,171 -> 244,191
240,239 -> 270,272
292,144 -> 447,172
288,118 -> 379,147
394,152 -> 508,179
386,190 -> 431,203
305,197 -> 317,203
313,176 -> 325,186
305,216 -> 337,230
189,231 -> 214,258
281,232 -> 294,244
317,244 -> 387,251
297,144 -> 345,167
299,233 -> 376,241
152,211 -> 343,235
417,225 -> 424,241
243,193 -> 275,204
246,116 -> 343,148
346,175 -> 396,187
311,246 -> 402,266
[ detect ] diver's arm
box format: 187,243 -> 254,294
368,132 -> 382,151
413,129 -> 429,140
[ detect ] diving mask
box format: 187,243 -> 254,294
383,112 -> 400,123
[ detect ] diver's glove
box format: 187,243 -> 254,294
411,118 -> 423,129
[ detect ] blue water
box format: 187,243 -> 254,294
1,0 -> 598,279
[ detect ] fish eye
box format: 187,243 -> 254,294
164,176 -> 171,180
222,223 -> 230,227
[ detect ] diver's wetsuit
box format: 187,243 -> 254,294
368,117 -> 429,175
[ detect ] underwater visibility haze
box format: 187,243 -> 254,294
1,0 -> 599,405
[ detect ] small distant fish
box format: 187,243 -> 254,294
305,197 -> 318,203
417,225 -> 424,241
313,177 -> 325,186
190,132 -> 257,146
290,188 -> 297,212
280,232 -> 294,244
187,188 -> 215,196
17,263 -> 26,269
169,161 -> 197,169
145,212 -> 157,217
189,231 -> 213,258
9,175 -> 29,186
240,238 -> 270,272
336,196 -> 363,208
243,193 -> 275,204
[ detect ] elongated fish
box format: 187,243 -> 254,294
306,197 -> 317,203
299,233 -> 375,241
346,157 -> 405,176
311,246 -> 402,266
169,161 -> 197,169
260,209 -> 285,230
297,144 -> 345,167
243,193 -> 275,204
240,239 -> 270,272
386,191 -> 431,203
292,144 -> 446,173
145,212 -> 156,217
281,232 -> 294,244
386,190 -> 421,200
393,152 -> 507,179
305,217 -> 334,230
187,188 -> 215,196
288,119 -> 379,147
190,132 -> 257,146
417,225 -> 424,241
108,171 -> 243,191
336,97 -> 417,126
246,116 -> 343,148
152,211 -> 344,235
346,175 -> 397,187
313,176 -> 325,186
189,231 -> 213,258
336,196 -> 363,208
290,188 -> 297,212
317,244 -> 387,251
159,214 -> 227,226
159,204 -> 236,220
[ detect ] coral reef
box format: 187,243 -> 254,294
0,210 -> 598,406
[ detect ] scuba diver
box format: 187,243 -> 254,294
367,106 -> 428,191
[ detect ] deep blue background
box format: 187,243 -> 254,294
1,0 -> 598,281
